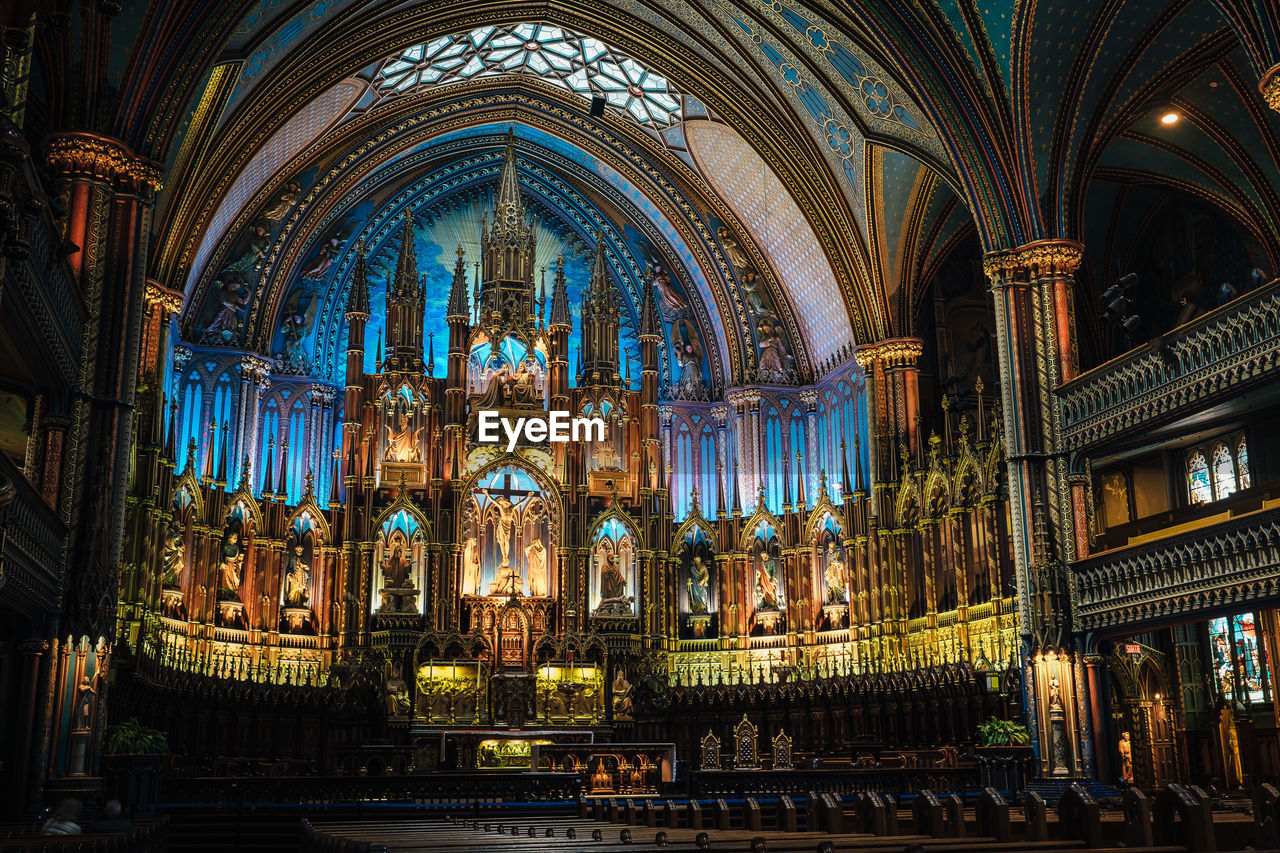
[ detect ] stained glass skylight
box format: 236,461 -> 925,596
371,24 -> 683,128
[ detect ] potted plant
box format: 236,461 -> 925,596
102,718 -> 169,815
975,716 -> 1034,792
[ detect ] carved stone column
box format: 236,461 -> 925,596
983,238 -> 1093,779
854,338 -> 923,490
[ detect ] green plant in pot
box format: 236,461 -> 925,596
976,716 -> 1030,747
104,718 -> 169,755
102,719 -> 169,817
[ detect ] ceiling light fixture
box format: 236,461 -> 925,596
1160,111 -> 1179,125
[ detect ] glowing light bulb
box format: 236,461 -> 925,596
1160,112 -> 1179,125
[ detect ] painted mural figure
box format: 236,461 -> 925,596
526,539 -> 548,597
161,520 -> 184,587
823,543 -> 847,604
218,530 -> 244,595
688,555 -> 710,613
283,542 -> 312,608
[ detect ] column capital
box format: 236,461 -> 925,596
1262,63 -> 1280,113
982,238 -> 1084,281
44,132 -> 163,195
853,337 -> 923,370
239,355 -> 272,384
144,280 -> 183,315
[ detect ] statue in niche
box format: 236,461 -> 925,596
756,316 -> 792,383
612,670 -> 634,722
674,320 -> 705,397
461,537 -> 481,595
595,552 -> 631,615
648,263 -> 686,315
688,555 -> 710,614
218,529 -> 244,596
755,553 -> 781,610
823,543 -> 847,604
382,541 -> 413,588
512,361 -> 539,404
384,410 -> 422,462
261,180 -> 302,220
283,541 -> 312,608
74,676 -> 95,731
481,489 -> 531,570
161,519 -> 184,587
205,278 -> 250,341
717,227 -> 750,270
526,538 -> 548,597
225,221 -> 271,272
385,678 -> 410,717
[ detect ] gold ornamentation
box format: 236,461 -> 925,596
144,281 -> 183,314
982,239 -> 1084,280
854,337 -> 924,369
1261,64 -> 1280,113
45,133 -> 164,195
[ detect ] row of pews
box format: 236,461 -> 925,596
0,818 -> 167,852
298,785 -> 1280,852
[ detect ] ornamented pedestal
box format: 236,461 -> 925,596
823,603 -> 848,628
489,564 -> 522,596
160,588 -> 184,618
379,584 -> 419,613
686,614 -> 712,638
218,599 -> 244,626
282,607 -> 310,632
755,607 -> 783,634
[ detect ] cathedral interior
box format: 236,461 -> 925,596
2,0 -> 1280,849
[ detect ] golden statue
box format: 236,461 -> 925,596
526,538 -> 548,597
384,411 -> 421,462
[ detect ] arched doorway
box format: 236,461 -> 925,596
1110,642 -> 1180,787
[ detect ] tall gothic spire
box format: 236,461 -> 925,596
447,244 -> 469,319
346,242 -> 370,317
495,127 -> 525,224
549,255 -> 570,327
392,216 -> 419,298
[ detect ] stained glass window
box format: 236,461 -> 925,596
1187,452 -> 1211,504
1208,612 -> 1270,704
1212,443 -> 1236,502
371,24 -> 683,129
1238,436 -> 1251,489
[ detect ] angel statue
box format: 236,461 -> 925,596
204,278 -> 250,341
277,288 -> 317,372
674,320 -> 705,397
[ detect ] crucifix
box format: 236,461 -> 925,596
480,472 -> 539,595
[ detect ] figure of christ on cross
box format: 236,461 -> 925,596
480,472 -> 541,596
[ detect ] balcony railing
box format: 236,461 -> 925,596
1058,279 -> 1280,452
0,453 -> 66,611
1073,505 -> 1280,632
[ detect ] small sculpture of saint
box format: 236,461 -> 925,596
648,263 -> 686,314
526,538 -> 548,597
757,317 -> 791,383
283,542 -> 311,608
205,279 -> 250,341
161,519 -> 184,588
595,553 -> 630,615
218,530 -> 244,596
461,537 -> 481,595
382,542 -> 412,588
511,361 -> 539,404
261,180 -> 301,220
823,543 -> 847,604
612,670 -> 634,722
384,411 -> 421,462
755,554 -> 780,610
1118,731 -> 1133,784
225,222 -> 271,272
687,555 -> 710,614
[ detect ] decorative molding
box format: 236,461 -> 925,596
44,133 -> 164,195
1261,63 -> 1280,113
145,280 -> 183,314
981,239 -> 1084,281
1074,507 -> 1280,632
1058,279 -> 1280,451
854,337 -> 923,370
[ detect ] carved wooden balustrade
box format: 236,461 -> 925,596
1058,279 -> 1280,452
0,452 -> 66,611
1073,505 -> 1280,632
